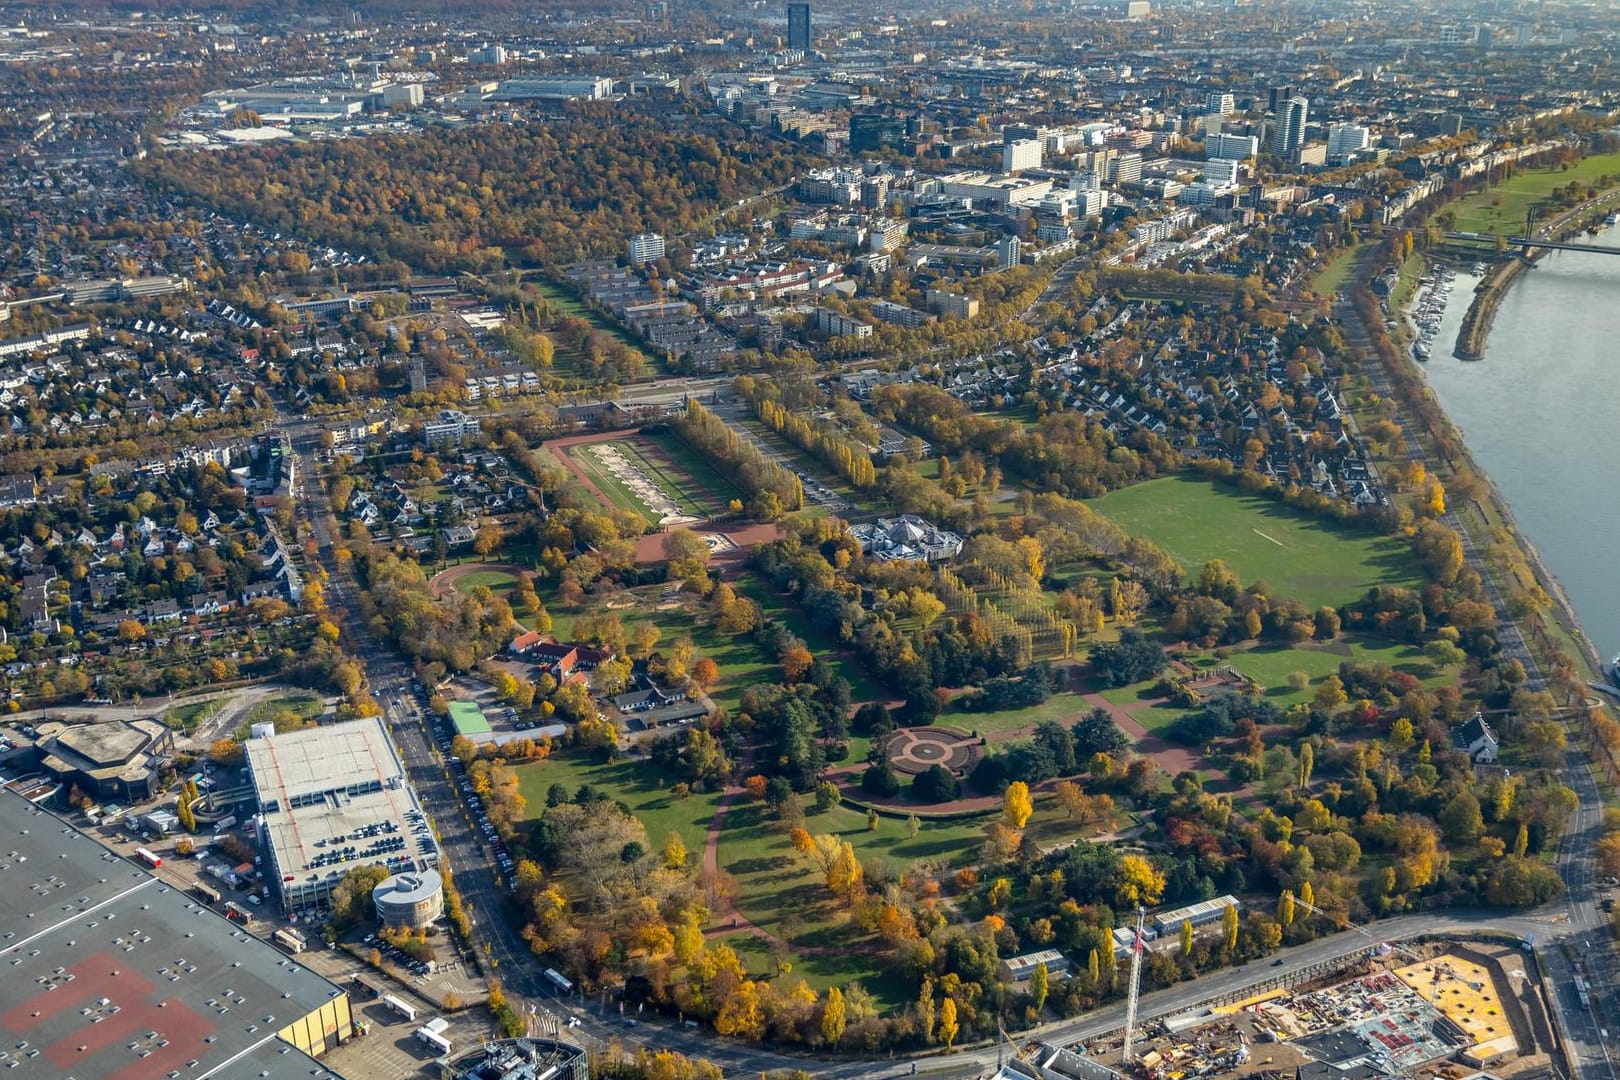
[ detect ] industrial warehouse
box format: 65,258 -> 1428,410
0,788 -> 354,1080
245,716 -> 439,915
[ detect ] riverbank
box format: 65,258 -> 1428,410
1452,186 -> 1620,360
1396,253 -> 1612,683
1453,256 -> 1528,361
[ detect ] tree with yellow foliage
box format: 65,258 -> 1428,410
939,996 -> 959,1052
664,832 -> 687,869
826,840 -> 864,901
821,986 -> 847,1046
1003,781 -> 1034,829
1115,854 -> 1165,908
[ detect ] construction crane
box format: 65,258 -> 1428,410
1121,906 -> 1147,1064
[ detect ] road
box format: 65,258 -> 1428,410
1334,246 -> 1617,1080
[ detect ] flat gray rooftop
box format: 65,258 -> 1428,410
0,789 -> 348,1080
244,717 -> 405,806
246,719 -> 436,903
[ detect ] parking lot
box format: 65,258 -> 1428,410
415,680 -> 517,887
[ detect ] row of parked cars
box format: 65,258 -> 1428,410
408,680 -> 517,885
362,931 -> 435,976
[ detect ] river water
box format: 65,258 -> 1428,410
1416,227 -> 1620,666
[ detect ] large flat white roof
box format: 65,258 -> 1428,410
246,718 -> 436,904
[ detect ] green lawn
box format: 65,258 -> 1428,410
456,568 -> 520,595
1451,150 -> 1620,235
1088,475 -> 1421,609
236,692 -> 325,737
640,430 -> 744,515
716,799 -> 991,1008
1310,241 -> 1360,297
514,753 -> 727,858
164,696 -> 224,732
1217,638 -> 1451,707
945,687 -> 1091,735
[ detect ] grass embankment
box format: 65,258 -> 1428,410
1310,241 -> 1361,297
1450,151 -> 1620,235
1088,475 -> 1422,609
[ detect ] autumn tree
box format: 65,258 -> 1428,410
939,996 -> 959,1052
820,986 -> 847,1046
1030,961 -> 1050,1012
1003,780 -> 1034,829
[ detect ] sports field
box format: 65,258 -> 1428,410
1452,150 -> 1620,235
558,434 -> 736,524
1089,475 -> 1421,609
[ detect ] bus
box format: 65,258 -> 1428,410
544,968 -> 573,995
382,994 -> 417,1023
415,1021 -> 452,1056
191,881 -> 220,906
135,847 -> 161,869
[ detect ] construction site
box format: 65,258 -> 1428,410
1072,940 -> 1558,1080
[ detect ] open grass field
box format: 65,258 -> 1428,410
1451,150 -> 1620,235
1089,475 -> 1421,609
454,568 -> 520,595
946,687 -> 1091,735
641,430 -> 744,515
514,753 -> 728,858
1310,241 -> 1361,297
1097,635 -> 1460,737
236,692 -> 324,736
164,697 -> 223,732
558,438 -> 694,523
1212,637 -> 1452,706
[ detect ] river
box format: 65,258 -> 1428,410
1415,227 -> 1620,668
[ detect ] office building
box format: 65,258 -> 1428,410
1268,85 -> 1294,113
1204,91 -> 1234,116
467,43 -> 508,65
850,113 -> 906,154
0,789 -> 353,1077
1327,123 -> 1371,164
1274,96 -> 1309,156
1203,158 -> 1242,186
374,869 -> 445,929
1003,138 -> 1043,175
246,717 -> 439,914
997,233 -> 1022,269
1109,152 -> 1143,185
787,2 -> 811,51
1206,132 -> 1259,160
628,232 -> 666,266
938,170 -> 1053,209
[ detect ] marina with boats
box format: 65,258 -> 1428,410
1407,264 -> 1456,361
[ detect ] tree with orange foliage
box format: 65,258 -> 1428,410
691,656 -> 720,689
743,775 -> 768,801
781,646 -> 814,683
